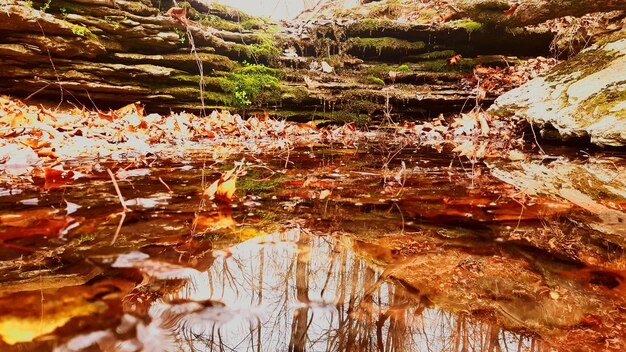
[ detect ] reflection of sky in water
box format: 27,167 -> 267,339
107,229 -> 540,351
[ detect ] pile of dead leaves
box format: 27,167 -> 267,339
398,108 -> 528,162
462,57 -> 559,97
0,96 -> 358,179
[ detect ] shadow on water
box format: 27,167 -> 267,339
0,146 -> 624,351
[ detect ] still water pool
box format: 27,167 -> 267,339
0,146 -> 623,351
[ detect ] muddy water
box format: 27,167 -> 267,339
0,146 -> 624,351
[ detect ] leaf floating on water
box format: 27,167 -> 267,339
204,165 -> 245,203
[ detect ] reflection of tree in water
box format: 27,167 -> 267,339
57,228 -> 546,351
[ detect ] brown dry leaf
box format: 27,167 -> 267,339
43,166 -> 75,189
503,3 -> 519,15
475,141 -> 488,159
166,7 -> 188,23
115,102 -> 144,118
204,167 -> 239,203
0,110 -> 37,127
508,149 -> 526,161
453,113 -> 477,135
476,112 -> 490,136
452,140 -> 476,157
448,54 -> 462,65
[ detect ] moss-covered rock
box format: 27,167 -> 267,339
348,37 -> 425,56
221,63 -> 282,108
490,33 -> 626,146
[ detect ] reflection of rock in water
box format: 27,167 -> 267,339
54,227 -> 542,352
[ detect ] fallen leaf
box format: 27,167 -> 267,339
508,149 -> 526,161
204,167 -> 239,203
319,190 -> 331,200
503,3 -> 519,15
43,167 -> 75,189
448,54 -> 462,65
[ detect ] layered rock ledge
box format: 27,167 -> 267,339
0,0 -> 555,122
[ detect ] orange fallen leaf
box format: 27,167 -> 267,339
166,7 -> 188,24
503,3 -> 519,15
204,167 -> 239,203
43,167 -> 75,189
115,101 -> 144,119
448,54 -> 462,65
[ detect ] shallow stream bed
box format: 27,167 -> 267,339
0,145 -> 624,351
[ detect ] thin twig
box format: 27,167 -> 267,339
107,168 -> 129,212
36,21 -> 64,110
111,212 -> 126,245
159,176 -> 174,194
529,122 -> 546,155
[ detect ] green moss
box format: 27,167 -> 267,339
281,86 -> 310,103
421,59 -> 477,73
367,63 -> 410,78
222,63 -> 282,108
348,37 -> 425,55
413,8 -> 440,24
580,82 -> 626,119
209,2 -> 253,21
170,74 -> 198,82
169,75 -> 229,91
365,76 -> 385,86
174,28 -> 186,44
411,50 -> 457,60
547,49 -> 620,82
350,18 -> 403,33
367,0 -> 402,18
397,64 -> 410,72
232,34 -> 281,64
203,91 -> 231,105
330,112 -> 371,125
594,29 -> 626,47
195,13 -> 241,31
448,19 -> 484,33
324,55 -> 344,69
342,99 -> 380,113
75,233 -> 95,244
65,22 -> 98,40
239,174 -> 285,196
240,18 -> 264,30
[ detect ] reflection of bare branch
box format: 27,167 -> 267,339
70,229 -> 546,351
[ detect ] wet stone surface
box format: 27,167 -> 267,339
0,146 -> 624,351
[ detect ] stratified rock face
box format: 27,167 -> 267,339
0,0 -> 555,119
490,32 -> 626,147
0,0 -> 275,112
